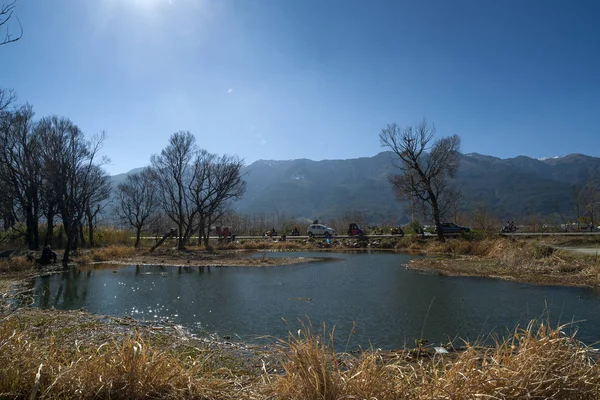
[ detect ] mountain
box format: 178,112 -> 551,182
110,152 -> 600,224
235,152 -> 399,223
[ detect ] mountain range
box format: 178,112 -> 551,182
110,152 -> 600,225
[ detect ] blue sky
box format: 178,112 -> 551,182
2,0 -> 599,175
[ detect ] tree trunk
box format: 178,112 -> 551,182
25,203 -> 36,250
45,203 -> 55,246
86,208 -> 95,247
429,189 -> 445,242
134,227 -> 141,248
203,216 -> 213,250
78,224 -> 85,248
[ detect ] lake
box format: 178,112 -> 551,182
30,252 -> 600,350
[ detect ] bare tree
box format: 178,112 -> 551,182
116,167 -> 158,247
1,1 -> 22,46
574,180 -> 600,231
82,163 -> 111,247
197,154 -> 246,248
38,116 -> 108,263
0,104 -> 42,249
380,119 -> 461,241
151,131 -> 199,249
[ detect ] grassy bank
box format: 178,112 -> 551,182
406,236 -> 600,287
1,308 -> 599,399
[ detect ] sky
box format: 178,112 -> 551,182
2,0 -> 599,175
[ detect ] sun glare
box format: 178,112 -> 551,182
129,0 -> 171,9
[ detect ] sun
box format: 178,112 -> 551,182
126,0 -> 172,10
103,0 -> 173,13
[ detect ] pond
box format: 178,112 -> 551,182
30,252 -> 600,350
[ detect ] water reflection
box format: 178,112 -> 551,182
31,252 -> 600,350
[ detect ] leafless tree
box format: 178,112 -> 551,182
1,1 -> 22,46
116,167 -> 158,247
151,131 -> 199,249
82,163 -> 111,247
196,154 -> 245,248
150,132 -> 246,249
0,104 -> 42,249
574,180 -> 600,231
471,200 -> 494,232
38,116 -> 109,263
380,119 -> 461,241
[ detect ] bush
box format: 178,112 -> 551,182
533,243 -> 555,259
0,255 -> 34,273
405,220 -> 423,235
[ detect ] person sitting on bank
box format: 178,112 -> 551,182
41,245 -> 57,264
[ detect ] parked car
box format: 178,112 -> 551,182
307,223 -> 335,238
347,223 -> 365,236
434,222 -> 471,234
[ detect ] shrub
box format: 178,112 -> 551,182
0,255 -> 34,273
404,220 -> 423,235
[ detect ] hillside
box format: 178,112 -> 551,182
110,152 -> 600,224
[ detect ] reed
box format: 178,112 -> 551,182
0,310 -> 253,400
1,309 -> 599,399
86,245 -> 139,262
268,318 -> 600,400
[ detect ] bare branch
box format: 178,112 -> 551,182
0,1 -> 22,46
380,119 -> 461,241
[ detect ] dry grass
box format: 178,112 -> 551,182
268,319 -> 600,400
409,237 -> 600,287
0,309 -> 257,400
83,245 -> 140,262
0,255 -> 34,273
1,308 -> 600,399
94,227 -> 134,246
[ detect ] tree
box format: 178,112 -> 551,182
151,131 -> 199,249
1,1 -> 22,46
81,163 -> 111,247
380,119 -> 461,241
196,154 -> 245,248
574,180 -> 600,231
116,167 -> 158,248
0,104 -> 42,249
151,132 -> 246,250
38,116 -> 108,263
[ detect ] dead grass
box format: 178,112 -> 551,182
0,255 -> 34,273
408,237 -> 600,287
1,308 -> 600,399
82,245 -> 140,262
267,319 -> 600,400
0,309 -> 258,400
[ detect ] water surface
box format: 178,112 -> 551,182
31,252 -> 600,350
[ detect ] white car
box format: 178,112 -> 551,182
307,224 -> 335,238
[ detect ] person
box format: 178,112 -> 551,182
41,245 -> 57,264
